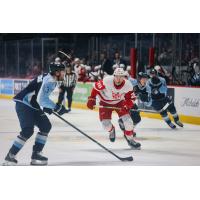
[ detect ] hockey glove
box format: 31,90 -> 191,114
43,107 -> 53,115
54,104 -> 68,115
131,103 -> 139,110
87,97 -> 96,110
121,99 -> 134,112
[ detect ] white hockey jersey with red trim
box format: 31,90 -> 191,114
93,75 -> 134,104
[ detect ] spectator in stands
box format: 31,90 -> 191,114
154,65 -> 172,84
0,66 -> 5,77
99,52 -> 113,77
112,51 -> 127,70
26,64 -> 42,79
189,63 -> 200,86
73,58 -> 87,81
112,63 -> 126,71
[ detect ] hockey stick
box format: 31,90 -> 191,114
96,105 -> 158,113
58,50 -> 72,60
96,103 -> 171,114
52,111 -> 133,162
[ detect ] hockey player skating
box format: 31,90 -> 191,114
146,69 -> 184,129
118,72 -> 150,135
3,63 -> 67,166
86,68 -> 141,149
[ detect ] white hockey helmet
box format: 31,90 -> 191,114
113,68 -> 126,76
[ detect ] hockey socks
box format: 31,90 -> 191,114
9,135 -> 27,155
3,135 -> 27,165
33,132 -> 48,152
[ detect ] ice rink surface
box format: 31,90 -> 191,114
0,99 -> 200,166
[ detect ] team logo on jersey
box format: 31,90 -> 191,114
152,88 -> 159,95
112,91 -> 123,99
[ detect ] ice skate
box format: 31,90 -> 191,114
3,153 -> 18,166
30,151 -> 48,166
124,135 -> 141,150
175,120 -> 184,127
167,122 -> 176,129
109,127 -> 116,142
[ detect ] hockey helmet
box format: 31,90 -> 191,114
113,68 -> 126,76
138,72 -> 149,79
149,68 -> 158,75
49,62 -> 65,73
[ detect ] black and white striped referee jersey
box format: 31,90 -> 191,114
62,72 -> 77,88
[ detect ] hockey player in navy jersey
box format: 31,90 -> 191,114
118,72 -> 150,135
146,69 -> 183,129
3,63 -> 67,165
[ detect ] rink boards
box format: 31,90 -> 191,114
0,78 -> 199,125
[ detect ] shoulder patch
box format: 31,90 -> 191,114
37,75 -> 43,83
94,80 -> 105,90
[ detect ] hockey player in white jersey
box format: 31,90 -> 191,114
87,68 -> 141,149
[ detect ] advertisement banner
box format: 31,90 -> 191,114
14,80 -> 29,95
0,79 -> 13,95
175,87 -> 200,117
73,82 -> 93,103
49,82 -> 93,104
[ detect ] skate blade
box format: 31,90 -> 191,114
30,159 -> 48,166
169,125 -> 176,129
2,161 -> 17,166
175,122 -> 184,127
129,146 -> 141,150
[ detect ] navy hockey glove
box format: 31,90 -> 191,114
54,104 -> 68,115
43,107 -> 53,115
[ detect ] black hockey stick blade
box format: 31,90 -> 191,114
119,156 -> 133,162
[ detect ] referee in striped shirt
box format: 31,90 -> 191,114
57,63 -> 77,113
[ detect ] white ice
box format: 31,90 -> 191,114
0,99 -> 200,166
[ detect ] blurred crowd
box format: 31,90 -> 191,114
54,50 -> 200,87
0,49 -> 200,87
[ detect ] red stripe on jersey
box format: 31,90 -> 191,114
113,80 -> 125,90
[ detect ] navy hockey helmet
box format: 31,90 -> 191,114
138,72 -> 149,79
149,68 -> 158,76
49,63 -> 65,73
